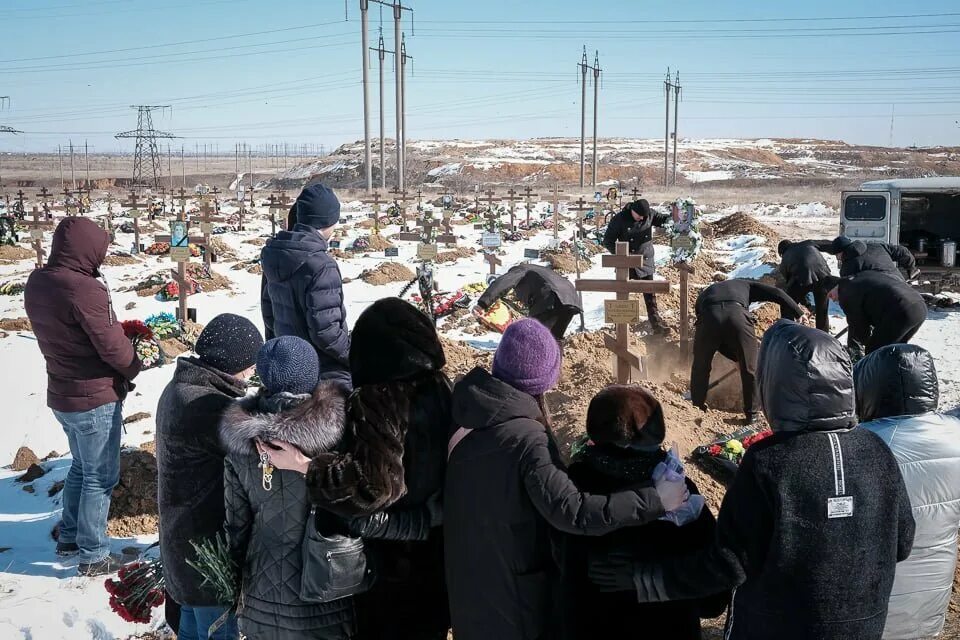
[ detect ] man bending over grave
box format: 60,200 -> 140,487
690,278 -> 805,424
475,263 -> 582,340
260,183 -> 351,386
602,199 -> 670,334
777,239 -> 833,332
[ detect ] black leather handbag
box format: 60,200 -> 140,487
300,507 -> 375,603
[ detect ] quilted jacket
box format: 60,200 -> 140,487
221,382 -> 356,640
856,345 -> 960,639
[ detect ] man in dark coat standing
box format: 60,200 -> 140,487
820,236 -> 919,280
155,313 -> 263,640
777,239 -> 833,332
690,278 -> 805,423
24,217 -> 142,576
828,271 -> 927,355
261,183 -> 350,386
602,199 -> 670,333
476,263 -> 582,340
591,321 -> 916,640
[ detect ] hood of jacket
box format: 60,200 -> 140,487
260,224 -> 329,283
854,344 -> 939,422
841,239 -> 868,259
757,320 -> 858,433
47,217 -> 110,276
452,367 -> 542,431
171,356 -> 248,398
219,380 -> 347,458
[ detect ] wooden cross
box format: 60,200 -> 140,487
484,251 -> 502,276
61,188 -> 78,217
123,190 -> 147,254
191,198 -> 228,266
677,261 -> 695,359
396,211 -> 441,262
575,242 -> 670,383
236,190 -> 246,232
503,188 -> 523,231
437,214 -> 457,246
361,191 -> 386,236
24,206 -> 55,269
551,183 -> 566,240
155,205 -> 207,324
389,187 -> 413,230
37,187 -> 54,215
568,197 -> 593,243
267,192 -> 290,236
522,186 -> 539,227
15,190 -> 27,218
629,187 -> 642,201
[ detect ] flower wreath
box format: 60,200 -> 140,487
663,196 -> 703,264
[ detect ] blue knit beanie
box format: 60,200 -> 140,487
492,319 -> 561,396
295,183 -> 341,229
257,336 -> 320,396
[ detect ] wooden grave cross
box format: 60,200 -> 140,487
389,187 -> 413,231
569,197 -> 593,243
397,211 -> 441,262
267,192 -> 290,236
192,197 -> 228,266
15,190 -> 27,218
503,188 -> 523,231
522,186 -> 540,227
575,242 -> 670,383
551,183 -> 566,240
677,261 -> 695,360
61,187 -> 78,217
155,205 -> 207,324
361,191 -> 386,236
24,205 -> 56,269
478,191 -> 503,275
123,190 -> 147,254
37,187 -> 55,216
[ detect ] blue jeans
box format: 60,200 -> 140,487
179,605 -> 238,640
52,401 -> 122,564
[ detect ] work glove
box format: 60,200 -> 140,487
588,548 -> 638,593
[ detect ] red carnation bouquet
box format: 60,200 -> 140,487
121,319 -> 163,369
697,427 -> 774,475
121,320 -> 154,341
104,557 -> 165,624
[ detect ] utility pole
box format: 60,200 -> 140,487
84,140 -> 90,189
663,68 -> 673,187
360,0 -> 373,192
578,48 -> 601,188
116,106 -> 175,191
672,70 -> 681,186
375,31 -> 389,189
58,144 -> 64,190
69,139 -> 76,190
592,50 -> 601,188
181,144 -> 186,188
400,33 -> 412,188
393,2 -> 407,189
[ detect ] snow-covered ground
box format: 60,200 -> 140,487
1,196 -> 958,638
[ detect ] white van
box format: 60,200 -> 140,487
840,177 -> 960,292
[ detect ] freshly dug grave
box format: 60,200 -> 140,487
207,237 -> 237,261
543,250 -> 591,275
0,317 -> 31,332
102,253 -> 140,267
360,262 -> 415,286
185,263 -> 233,293
436,247 -> 477,263
107,447 -> 159,537
231,259 -> 262,275
243,237 -> 267,246
357,234 -> 395,252
707,212 -> 779,244
440,336 -> 492,380
0,245 -> 34,262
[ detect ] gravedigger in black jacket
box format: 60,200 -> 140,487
690,278 -> 805,423
819,236 -> 919,280
777,239 -> 833,332
476,263 -> 582,340
602,199 -> 670,333
828,271 -> 927,355
590,321 -> 916,640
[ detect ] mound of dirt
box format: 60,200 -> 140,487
11,447 -> 40,471
0,317 -> 31,332
107,447 -> 159,537
364,234 -> 395,251
185,263 -> 233,293
243,237 -> 267,246
360,262 -> 415,286
207,237 -> 237,261
329,248 -> 351,260
436,247 -> 477,263
102,253 -> 140,267
440,336 -> 492,380
543,250 -> 591,275
708,212 -> 779,244
159,338 -> 191,359
0,245 -> 34,262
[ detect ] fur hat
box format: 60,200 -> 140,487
257,336 -> 320,396
295,183 -> 341,229
586,385 -> 665,447
492,318 -> 561,397
350,297 -> 446,386
195,313 -> 264,375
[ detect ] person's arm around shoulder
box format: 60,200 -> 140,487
518,423 -> 669,536
73,282 -> 141,381
347,491 -> 442,542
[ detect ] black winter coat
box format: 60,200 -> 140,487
477,263 -> 581,318
445,368 -> 666,640
221,383 -> 356,640
695,278 -> 804,319
558,445 -> 729,640
829,240 -> 917,280
778,240 -> 831,290
602,207 -> 669,278
629,321 -> 916,640
155,357 -> 248,607
836,270 -> 927,352
261,224 -> 351,385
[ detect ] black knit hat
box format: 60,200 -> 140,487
586,385 -> 665,448
350,298 -> 446,386
295,183 -> 341,229
627,199 -> 652,217
195,313 -> 264,375
257,336 -> 320,396
830,235 -> 856,255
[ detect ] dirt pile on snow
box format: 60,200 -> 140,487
0,245 -> 34,262
186,263 -> 233,293
355,234 -> 394,252
107,447 -> 159,537
243,237 -> 267,246
436,247 -> 477,263
707,212 -> 779,244
360,262 -> 415,286
11,446 -> 40,471
102,253 -> 140,267
0,317 -> 31,332
207,237 -> 237,261
440,336 -> 492,380
543,250 -> 590,275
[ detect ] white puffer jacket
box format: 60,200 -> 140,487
855,344 -> 960,640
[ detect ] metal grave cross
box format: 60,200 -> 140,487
575,242 -> 670,383
123,190 -> 147,254
24,205 -> 56,269
361,191 -> 386,236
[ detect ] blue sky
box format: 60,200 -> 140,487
2,0 -> 960,153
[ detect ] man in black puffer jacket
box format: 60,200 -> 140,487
602,199 -> 670,333
820,236 -> 919,280
830,270 -> 927,355
777,239 -> 833,331
261,183 -> 351,386
591,321 -> 916,640
156,313 -> 263,639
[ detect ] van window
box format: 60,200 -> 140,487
844,195 -> 887,221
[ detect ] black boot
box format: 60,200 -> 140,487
644,294 -> 668,334
78,554 -> 126,577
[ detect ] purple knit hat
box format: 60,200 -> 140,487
492,319 -> 561,396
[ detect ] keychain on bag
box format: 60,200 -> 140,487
259,450 -> 274,491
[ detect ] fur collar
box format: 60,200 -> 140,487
219,381 -> 348,458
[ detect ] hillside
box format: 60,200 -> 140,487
269,137 -> 960,191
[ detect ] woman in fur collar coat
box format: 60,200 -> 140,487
266,298 -> 452,639
220,336 -> 357,640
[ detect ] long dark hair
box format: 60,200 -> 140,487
534,394 -> 553,431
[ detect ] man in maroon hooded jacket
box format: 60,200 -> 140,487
25,217 -> 141,576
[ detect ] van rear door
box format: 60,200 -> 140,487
840,191 -> 890,241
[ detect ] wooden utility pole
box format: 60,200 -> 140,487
672,70 -> 682,186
